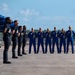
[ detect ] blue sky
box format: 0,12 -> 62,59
0,0 -> 75,30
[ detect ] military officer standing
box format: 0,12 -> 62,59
12,20 -> 18,58
37,28 -> 45,54
18,26 -> 23,56
66,26 -> 75,54
22,25 -> 27,55
51,27 -> 60,53
3,17 -> 12,64
45,28 -> 52,53
59,28 -> 66,53
28,28 -> 36,54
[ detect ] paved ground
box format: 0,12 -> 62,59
0,45 -> 75,75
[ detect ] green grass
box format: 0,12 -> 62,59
0,33 -> 3,40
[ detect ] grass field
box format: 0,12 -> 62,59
0,33 -> 3,40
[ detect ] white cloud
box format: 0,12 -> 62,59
31,15 -> 72,30
20,9 -> 40,16
23,18 -> 29,22
19,9 -> 74,29
37,16 -> 70,25
0,3 -> 8,11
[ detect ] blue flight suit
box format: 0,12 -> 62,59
28,31 -> 36,54
66,30 -> 75,53
12,25 -> 18,57
45,31 -> 51,53
51,31 -> 60,53
18,29 -> 23,56
3,24 -> 11,62
59,32 -> 66,53
22,29 -> 27,54
37,31 -> 44,53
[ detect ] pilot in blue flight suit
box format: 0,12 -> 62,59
59,28 -> 66,53
3,17 -> 12,64
18,26 -> 23,56
37,28 -> 45,54
45,28 -> 52,53
28,28 -> 36,54
66,26 -> 75,54
51,27 -> 60,53
12,20 -> 18,59
22,25 -> 27,55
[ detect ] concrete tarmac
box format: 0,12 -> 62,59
0,45 -> 75,75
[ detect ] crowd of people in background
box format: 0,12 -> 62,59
3,17 -> 75,64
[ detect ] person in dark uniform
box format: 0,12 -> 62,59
37,28 -> 45,54
28,28 -> 36,54
59,28 -> 66,53
3,17 -> 12,64
51,27 -> 60,53
18,26 -> 23,56
12,20 -> 18,58
22,25 -> 27,55
45,28 -> 52,53
66,26 -> 75,54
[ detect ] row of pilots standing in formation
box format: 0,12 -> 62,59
3,17 -> 75,64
